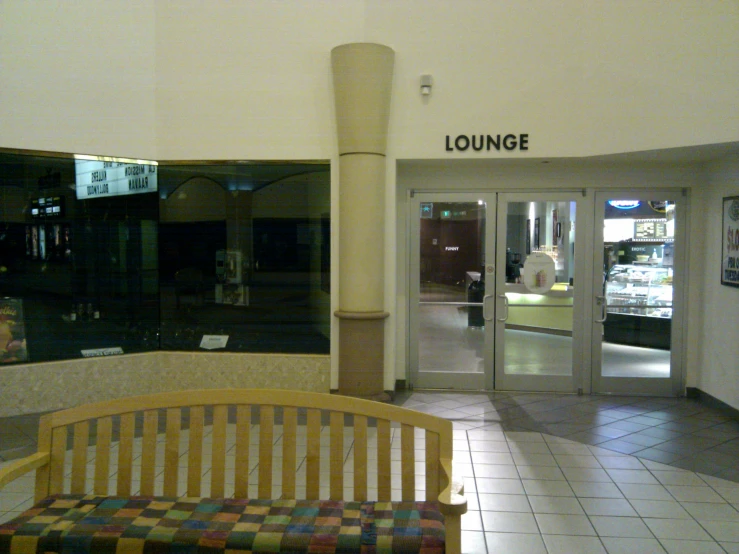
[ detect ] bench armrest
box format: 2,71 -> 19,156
0,452 -> 49,491
437,457 -> 467,516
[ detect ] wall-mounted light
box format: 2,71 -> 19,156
420,74 -> 433,96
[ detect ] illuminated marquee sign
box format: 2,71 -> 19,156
75,158 -> 158,200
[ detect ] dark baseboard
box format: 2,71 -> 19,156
395,379 -> 407,392
689,388 -> 739,418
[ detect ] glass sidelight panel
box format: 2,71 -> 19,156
600,199 -> 675,379
413,198 -> 490,389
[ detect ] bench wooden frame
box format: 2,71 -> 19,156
0,389 -> 466,553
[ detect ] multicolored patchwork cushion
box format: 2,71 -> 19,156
0,494 -> 445,553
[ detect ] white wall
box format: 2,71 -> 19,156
373,0 -> 739,159
2,1 -> 737,160
698,155 -> 739,408
0,1 -> 157,159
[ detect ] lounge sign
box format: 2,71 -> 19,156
446,134 -> 529,152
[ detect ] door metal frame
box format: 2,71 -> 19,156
590,189 -> 687,396
493,192 -> 587,393
408,191 -> 496,390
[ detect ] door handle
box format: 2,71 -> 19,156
496,294 -> 509,322
482,294 -> 495,321
595,295 -> 608,323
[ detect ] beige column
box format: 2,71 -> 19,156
331,43 -> 394,400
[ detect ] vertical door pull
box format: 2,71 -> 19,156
482,294 -> 495,321
496,294 -> 509,322
595,295 -> 608,323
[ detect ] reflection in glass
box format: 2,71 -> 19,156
418,201 -> 485,375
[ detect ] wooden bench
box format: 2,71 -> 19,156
0,389 -> 466,553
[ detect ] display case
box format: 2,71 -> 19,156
606,264 -> 673,318
603,264 -> 673,349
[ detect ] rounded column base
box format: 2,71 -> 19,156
335,311 -> 390,400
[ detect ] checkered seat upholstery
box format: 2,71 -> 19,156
0,495 -> 446,553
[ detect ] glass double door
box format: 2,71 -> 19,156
409,192 -> 583,392
409,190 -> 685,395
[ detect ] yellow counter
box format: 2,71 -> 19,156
505,282 -> 573,333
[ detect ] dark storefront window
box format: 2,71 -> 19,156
0,151 -> 330,363
157,163 -> 330,354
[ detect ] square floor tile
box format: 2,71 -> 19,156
528,495 -> 584,515
617,483 -> 673,501
644,518 -> 713,540
590,515 -> 653,538
579,497 -> 637,517
595,455 -> 646,470
659,539 -> 725,554
461,510 -> 483,531
505,432 -> 544,442
475,477 -> 525,495
665,485 -> 726,503
548,443 -> 593,456
715,487 -> 739,503
512,452 -> 558,466
484,532 -> 547,554
508,442 -> 551,454
471,452 -> 515,465
606,469 -> 659,485
480,511 -> 539,534
477,493 -> 531,512
522,479 -> 575,497
681,501 -> 739,521
554,454 -> 602,468
618,433 -> 669,448
651,470 -> 706,486
570,481 -> 624,499
515,465 -> 565,481
542,535 -> 607,554
629,499 -> 691,519
473,463 -> 520,479
699,520 -> 739,542
599,537 -> 667,554
535,513 -> 596,536
561,467 -> 612,483
596,440 -> 646,455
468,440 -> 510,453
461,530 -> 487,554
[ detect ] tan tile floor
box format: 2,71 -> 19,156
1,391 -> 739,553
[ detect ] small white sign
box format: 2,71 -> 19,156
200,335 -> 229,350
81,347 -> 124,358
522,253 -> 556,294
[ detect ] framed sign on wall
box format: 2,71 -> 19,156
722,196 -> 739,288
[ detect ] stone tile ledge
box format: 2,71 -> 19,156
0,351 -> 330,417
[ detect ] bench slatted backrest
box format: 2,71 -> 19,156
34,389 -> 453,505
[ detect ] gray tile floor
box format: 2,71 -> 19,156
2,391 -> 739,553
394,391 -> 739,482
